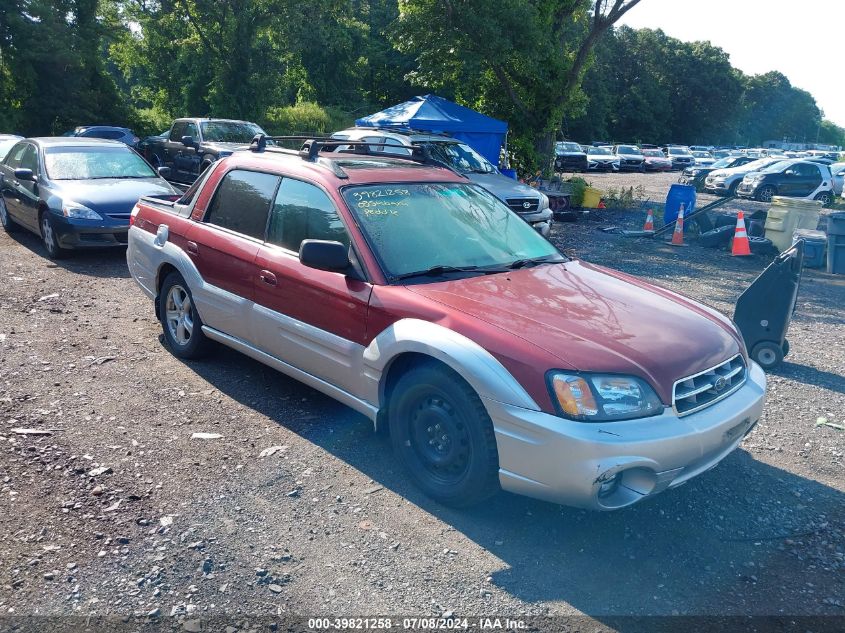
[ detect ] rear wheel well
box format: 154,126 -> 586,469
154,263 -> 179,319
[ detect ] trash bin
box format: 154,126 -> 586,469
827,212 -> 845,274
664,184 -> 696,224
733,241 -> 804,370
792,229 -> 826,268
582,187 -> 602,208
764,196 -> 822,251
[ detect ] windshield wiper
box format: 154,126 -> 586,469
391,265 -> 483,282
507,255 -> 566,270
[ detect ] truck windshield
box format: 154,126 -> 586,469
617,146 -> 641,155
45,146 -> 156,180
200,121 -> 265,143
556,142 -> 582,153
424,142 -> 495,174
342,183 -> 563,281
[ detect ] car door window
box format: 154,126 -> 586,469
204,169 -> 280,240
5,143 -> 27,168
169,122 -> 186,142
19,145 -> 38,174
267,178 -> 349,252
184,122 -> 199,141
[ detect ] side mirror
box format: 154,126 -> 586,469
784,170 -> 795,177
299,239 -> 350,273
181,136 -> 196,148
157,166 -> 172,178
14,168 -> 35,182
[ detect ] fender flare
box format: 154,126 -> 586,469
362,318 -> 540,412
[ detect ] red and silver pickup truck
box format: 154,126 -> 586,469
127,138 -> 766,510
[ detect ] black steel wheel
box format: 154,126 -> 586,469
752,341 -> 784,370
388,362 -> 499,506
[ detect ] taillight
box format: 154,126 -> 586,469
129,204 -> 139,227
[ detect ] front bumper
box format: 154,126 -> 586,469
518,208 -> 553,236
486,361 -> 766,510
735,182 -> 759,198
619,159 -> 644,171
51,213 -> 129,249
704,178 -> 731,194
587,161 -> 619,172
554,156 -> 588,171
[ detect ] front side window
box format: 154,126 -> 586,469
170,122 -> 187,142
267,178 -> 349,252
44,146 -> 155,180
204,169 -> 279,240
184,122 -> 199,141
342,183 -> 562,279
4,142 -> 27,168
19,145 -> 38,173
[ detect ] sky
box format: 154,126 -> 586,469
618,0 -> 845,126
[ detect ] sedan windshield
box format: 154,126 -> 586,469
710,157 -> 736,169
668,147 -> 692,156
342,183 -> 563,280
45,146 -> 156,180
617,146 -> 641,155
588,147 -> 613,156
642,149 -> 665,157
200,121 -> 265,143
426,142 -> 495,174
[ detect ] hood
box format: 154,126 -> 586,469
50,178 -> 178,216
201,141 -> 248,153
467,172 -> 542,200
407,261 -> 742,403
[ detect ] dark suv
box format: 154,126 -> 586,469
554,142 -> 588,172
735,159 -> 834,206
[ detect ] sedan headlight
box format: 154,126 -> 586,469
547,372 -> 663,421
62,201 -> 102,220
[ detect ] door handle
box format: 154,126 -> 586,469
259,270 -> 277,286
186,240 -> 199,255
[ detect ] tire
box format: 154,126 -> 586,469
0,198 -> 20,233
158,272 -> 211,359
727,180 -> 740,196
388,361 -> 500,507
40,212 -> 69,259
751,341 -> 784,370
756,186 -> 776,203
814,192 -> 833,207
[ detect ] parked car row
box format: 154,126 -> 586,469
555,143 -> 706,173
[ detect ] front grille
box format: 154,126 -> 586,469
623,158 -> 641,165
506,198 -> 539,213
672,355 -> 746,416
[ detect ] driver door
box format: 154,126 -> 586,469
252,176 -> 371,395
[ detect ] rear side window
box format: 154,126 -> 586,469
267,178 -> 349,252
204,170 -> 280,240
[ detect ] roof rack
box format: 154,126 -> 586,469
246,134 -> 464,179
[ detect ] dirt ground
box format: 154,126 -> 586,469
1,170 -> 843,631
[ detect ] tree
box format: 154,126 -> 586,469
393,0 -> 643,168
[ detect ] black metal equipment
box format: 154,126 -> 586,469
733,240 -> 804,370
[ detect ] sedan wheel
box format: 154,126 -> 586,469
756,186 -> 776,203
0,198 -> 19,232
40,214 -> 67,259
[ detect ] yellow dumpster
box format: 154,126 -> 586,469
764,196 -> 822,251
582,187 -> 602,208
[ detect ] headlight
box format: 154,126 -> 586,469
62,201 -> 102,220
547,372 -> 663,421
690,169 -> 701,175
538,193 -> 550,210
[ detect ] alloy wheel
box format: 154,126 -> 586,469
165,284 -> 194,346
41,216 -> 56,251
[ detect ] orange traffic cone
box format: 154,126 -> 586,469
670,203 -> 686,246
731,211 -> 752,256
643,208 -> 655,231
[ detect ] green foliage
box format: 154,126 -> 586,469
567,177 -> 589,208
603,185 -> 646,209
263,102 -> 355,135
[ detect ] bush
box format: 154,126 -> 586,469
567,176 -> 589,207
603,185 -> 646,209
262,101 -> 354,136
129,106 -> 174,139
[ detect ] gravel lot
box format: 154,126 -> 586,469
1,170 -> 843,630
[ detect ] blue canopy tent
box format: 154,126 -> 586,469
355,95 -> 508,166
